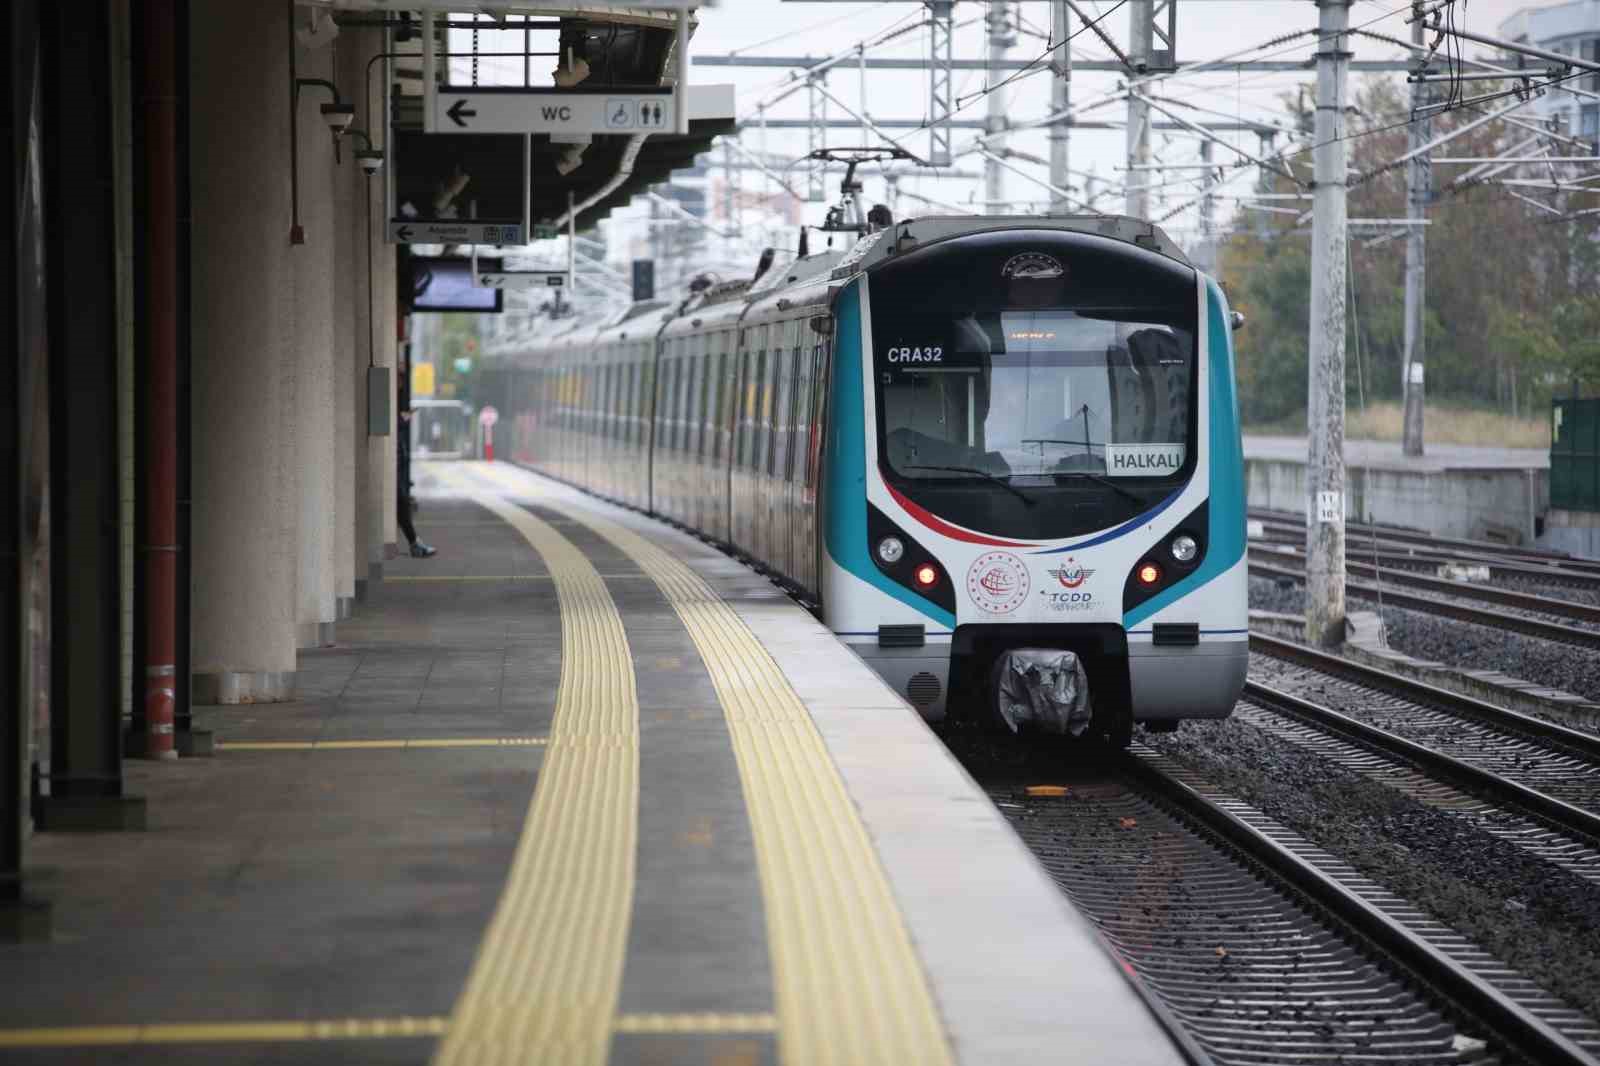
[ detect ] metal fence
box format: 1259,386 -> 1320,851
1552,397 -> 1600,513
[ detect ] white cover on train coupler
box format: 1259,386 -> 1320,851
994,649 -> 1093,736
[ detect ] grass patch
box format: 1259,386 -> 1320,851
1246,401 -> 1548,448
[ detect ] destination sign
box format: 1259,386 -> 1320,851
388,221 -> 524,245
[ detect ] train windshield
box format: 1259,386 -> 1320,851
879,311 -> 1192,481
867,229 -> 1198,539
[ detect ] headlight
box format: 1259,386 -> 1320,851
877,536 -> 905,565
1171,534 -> 1198,563
914,563 -> 941,588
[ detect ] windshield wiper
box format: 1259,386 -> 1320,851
902,464 -> 1036,507
1021,438 -> 1103,450
1056,471 -> 1142,504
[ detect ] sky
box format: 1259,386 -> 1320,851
463,0 -> 1580,291
657,0 -> 1560,248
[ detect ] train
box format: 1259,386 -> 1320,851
480,214 -> 1247,744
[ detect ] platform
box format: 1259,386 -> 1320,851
0,461 -> 1186,1066
1244,434 -> 1550,545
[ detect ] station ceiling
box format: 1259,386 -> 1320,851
376,9 -> 733,232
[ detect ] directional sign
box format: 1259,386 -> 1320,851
389,220 -> 524,245
475,272 -> 568,290
433,88 -> 676,136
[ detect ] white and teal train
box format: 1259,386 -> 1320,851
482,216 -> 1247,743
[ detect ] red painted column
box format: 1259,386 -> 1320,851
138,0 -> 179,759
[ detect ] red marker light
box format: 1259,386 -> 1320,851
1137,562 -> 1162,586
914,563 -> 940,588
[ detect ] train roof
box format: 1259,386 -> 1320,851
829,215 -> 1192,282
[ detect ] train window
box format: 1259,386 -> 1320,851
693,351 -> 710,458
710,345 -> 725,461
752,349 -> 770,473
770,347 -> 789,479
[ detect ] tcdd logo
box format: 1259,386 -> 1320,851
1047,558 -> 1094,589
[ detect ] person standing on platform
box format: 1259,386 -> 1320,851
397,399 -> 437,559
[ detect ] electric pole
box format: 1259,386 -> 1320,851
1402,13 -> 1429,456
1125,0 -> 1154,219
1306,0 -> 1351,647
1197,139 -> 1216,273
1049,0 -> 1073,213
985,2 -> 1014,214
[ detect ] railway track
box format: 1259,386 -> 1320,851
1249,508 -> 1600,582
984,747 -> 1600,1065
1249,554 -> 1600,652
1251,532 -> 1600,595
1250,633 -> 1600,829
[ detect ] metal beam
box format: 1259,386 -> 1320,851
752,117 -> 1276,131
696,54 -> 1418,73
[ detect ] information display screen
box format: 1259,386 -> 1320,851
409,256 -> 504,313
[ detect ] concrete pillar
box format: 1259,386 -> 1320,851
293,38 -> 338,648
342,26 -> 390,590
332,31 -> 360,619
189,0 -> 296,702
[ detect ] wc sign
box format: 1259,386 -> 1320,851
431,89 -> 677,136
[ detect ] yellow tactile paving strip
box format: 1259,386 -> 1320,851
430,465 -> 640,1066
469,464 -> 955,1066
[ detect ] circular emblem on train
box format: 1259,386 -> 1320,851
966,551 -> 1031,614
1000,252 -> 1065,281
1047,558 -> 1095,589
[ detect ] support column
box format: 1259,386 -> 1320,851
2,0 -> 54,941
1049,0 -> 1072,214
927,0 -> 953,168
1196,139 -> 1216,273
35,0 -> 146,827
293,35 -> 338,649
332,26 -> 360,619
1305,0 -> 1351,647
984,2 -> 1013,214
189,0 -> 297,702
1125,0 -> 1154,219
1401,14 -> 1429,457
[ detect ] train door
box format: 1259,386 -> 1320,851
713,330 -> 734,545
732,329 -> 757,555
791,326 -> 816,595
688,340 -> 709,534
771,324 -> 797,580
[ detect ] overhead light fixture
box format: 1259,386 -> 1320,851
346,129 -> 383,176
296,78 -> 354,136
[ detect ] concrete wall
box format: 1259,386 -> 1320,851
1542,509 -> 1600,559
1246,457 -> 1551,544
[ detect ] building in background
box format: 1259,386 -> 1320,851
1500,0 -> 1600,144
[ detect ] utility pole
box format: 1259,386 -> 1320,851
1402,12 -> 1429,456
1306,0 -> 1351,647
928,0 -> 955,167
1049,0 -> 1073,212
985,2 -> 1015,214
1197,138 -> 1216,272
1125,0 -> 1154,218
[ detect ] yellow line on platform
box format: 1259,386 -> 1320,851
0,1013 -> 781,1048
614,1013 -> 778,1034
468,463 -> 953,1066
220,737 -> 548,751
430,464 -> 640,1066
386,574 -> 547,582
0,1017 -> 450,1048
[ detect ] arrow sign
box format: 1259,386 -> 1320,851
387,220 -> 524,245
474,271 -> 568,290
432,88 -> 678,136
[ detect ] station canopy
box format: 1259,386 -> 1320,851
331,3 -> 734,232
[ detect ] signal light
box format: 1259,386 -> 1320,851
914,563 -> 940,588
1137,562 -> 1162,586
